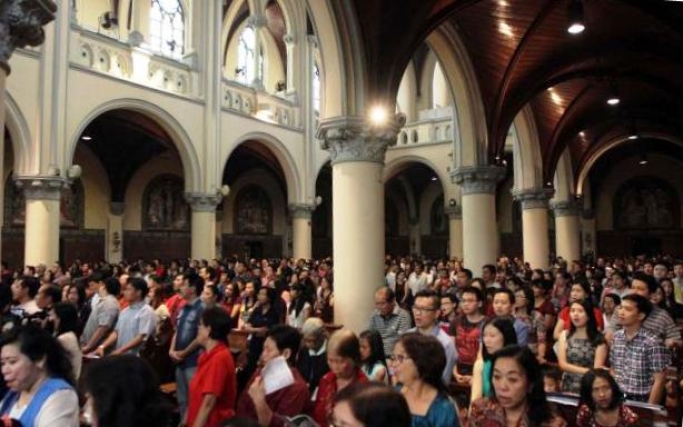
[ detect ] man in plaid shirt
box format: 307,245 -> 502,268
610,294 -> 668,404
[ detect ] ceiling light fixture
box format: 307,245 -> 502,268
607,82 -> 620,106
628,121 -> 639,140
81,135 -> 92,141
639,152 -> 648,165
567,0 -> 585,35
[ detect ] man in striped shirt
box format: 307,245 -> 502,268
368,287 -> 412,356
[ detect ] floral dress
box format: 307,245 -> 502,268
575,404 -> 638,427
561,335 -> 595,394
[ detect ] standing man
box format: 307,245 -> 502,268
492,288 -> 530,346
407,290 -> 457,384
81,277 -> 120,354
368,287 -> 412,357
169,272 -> 205,420
610,294 -> 668,404
96,277 -> 157,356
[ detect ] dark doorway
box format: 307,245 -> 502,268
245,241 -> 264,259
632,237 -> 661,257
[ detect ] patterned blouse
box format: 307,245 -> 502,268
468,398 -> 567,427
575,404 -> 638,427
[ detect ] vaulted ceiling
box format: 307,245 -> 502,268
349,0 -> 683,184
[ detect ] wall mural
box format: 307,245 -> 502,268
614,176 -> 680,230
4,177 -> 84,228
430,195 -> 448,236
143,175 -> 190,231
235,185 -> 272,234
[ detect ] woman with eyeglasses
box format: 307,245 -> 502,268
392,333 -> 459,427
312,329 -> 368,427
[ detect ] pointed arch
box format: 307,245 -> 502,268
3,91 -> 32,175
512,105 -> 544,190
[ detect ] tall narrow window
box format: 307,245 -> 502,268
236,27 -> 256,84
149,0 -> 185,58
312,63 -> 321,114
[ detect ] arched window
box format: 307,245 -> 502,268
312,62 -> 321,114
149,0 -> 185,58
236,27 -> 256,84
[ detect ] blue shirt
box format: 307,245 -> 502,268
175,298 -> 204,368
115,301 -> 157,355
410,392 -> 459,427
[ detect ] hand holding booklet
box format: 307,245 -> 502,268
262,355 -> 294,395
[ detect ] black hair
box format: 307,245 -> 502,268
397,332 -> 447,393
359,330 -> 387,372
19,276 -> 40,298
329,329 -> 362,366
579,368 -> 624,412
41,284 -> 62,305
461,269 -> 473,280
461,286 -> 485,303
84,355 -> 172,427
515,285 -> 535,313
567,300 -> 604,347
67,282 -> 87,308
186,272 -> 205,297
201,306 -> 231,343
52,302 -> 80,337
333,382 -> 411,427
288,283 -> 309,317
602,293 -> 621,307
128,278 -> 149,300
621,294 -> 653,320
413,289 -> 440,310
104,277 -> 121,297
632,272 -> 658,295
482,264 -> 496,275
441,293 -> 458,305
490,345 -> 553,425
265,324 -> 302,365
482,317 -> 517,361
493,288 -> 516,305
0,325 -> 74,386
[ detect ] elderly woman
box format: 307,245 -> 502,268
313,329 -> 368,427
0,325 -> 79,426
392,333 -> 459,427
296,317 -> 330,394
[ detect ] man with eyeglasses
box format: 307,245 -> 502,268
368,287 -> 412,357
404,289 -> 457,384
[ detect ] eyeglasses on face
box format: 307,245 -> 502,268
412,305 -> 437,314
389,354 -> 411,364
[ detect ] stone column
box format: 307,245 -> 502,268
283,33 -> 297,101
513,188 -> 554,270
107,202 -> 124,263
445,206 -> 463,260
247,14 -> 266,91
186,193 -> 221,261
290,204 -> 314,260
318,114 -> 404,332
0,1 -> 57,262
16,177 -> 64,266
551,200 -> 581,263
452,166 -> 505,272
409,221 -> 421,256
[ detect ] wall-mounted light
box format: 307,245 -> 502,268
448,198 -> 457,207
112,231 -> 121,252
219,185 -> 231,197
315,196 -> 323,206
67,164 -> 82,179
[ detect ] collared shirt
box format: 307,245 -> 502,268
406,324 -> 457,384
187,342 -> 236,427
608,305 -> 680,342
175,298 -> 204,368
114,300 -> 157,355
610,328 -> 668,397
368,305 -> 413,356
80,294 -> 119,347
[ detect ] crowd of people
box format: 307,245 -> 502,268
0,253 -> 680,426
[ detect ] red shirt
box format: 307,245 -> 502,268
313,368 -> 368,427
559,306 -> 604,331
236,367 -> 310,427
451,315 -> 485,367
166,294 -> 187,326
187,342 -> 237,427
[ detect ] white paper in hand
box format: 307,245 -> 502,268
262,355 -> 295,395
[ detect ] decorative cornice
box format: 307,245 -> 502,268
317,114 -> 406,165
444,206 -> 462,220
289,204 -> 315,219
451,165 -> 506,195
512,188 -> 555,210
550,200 -> 581,218
185,193 -> 222,212
14,176 -> 66,200
109,202 -> 124,216
0,0 -> 57,74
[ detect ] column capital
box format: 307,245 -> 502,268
14,176 -> 66,200
109,202 -> 124,216
317,114 -> 406,165
512,188 -> 555,210
444,206 -> 462,219
451,165 -> 506,195
185,192 -> 222,212
289,203 -> 315,219
0,0 -> 57,74
283,33 -> 296,45
247,14 -> 268,29
550,200 -> 581,217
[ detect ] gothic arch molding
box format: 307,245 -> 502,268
4,91 -> 32,175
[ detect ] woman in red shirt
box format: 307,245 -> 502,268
313,329 -> 368,427
186,307 -> 237,427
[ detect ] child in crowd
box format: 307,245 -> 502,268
358,330 -> 389,384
